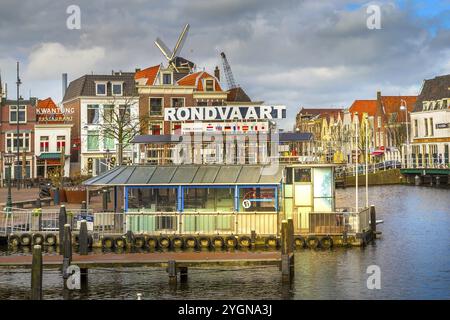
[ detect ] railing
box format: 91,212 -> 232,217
0,209 -> 94,236
291,207 -> 371,235
1,208 -> 372,237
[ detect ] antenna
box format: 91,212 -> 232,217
154,24 -> 190,72
220,52 -> 237,90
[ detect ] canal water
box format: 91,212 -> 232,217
0,185 -> 449,300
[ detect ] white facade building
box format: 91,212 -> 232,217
407,75 -> 450,168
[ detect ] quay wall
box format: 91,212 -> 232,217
343,169 -> 404,187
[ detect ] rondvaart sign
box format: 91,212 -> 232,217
164,105 -> 286,121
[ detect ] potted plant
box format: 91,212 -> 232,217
48,170 -> 67,203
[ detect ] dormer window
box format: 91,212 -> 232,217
96,82 -> 107,96
205,79 -> 214,91
162,73 -> 172,85
112,82 -> 123,96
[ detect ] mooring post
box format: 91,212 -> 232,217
31,245 -> 43,300
79,220 -> 88,255
102,189 -> 108,211
126,230 -> 134,249
168,260 -> 177,285
179,266 -> 188,283
370,205 -> 377,239
62,224 -> 72,287
281,220 -> 294,283
250,230 -> 256,248
287,218 -> 294,253
59,205 -> 67,254
281,220 -> 288,255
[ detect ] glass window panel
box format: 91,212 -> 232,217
127,188 -> 177,212
239,187 -> 276,212
294,168 -> 311,182
87,105 -> 99,124
313,197 -> 333,212
294,184 -> 312,206
313,168 -> 332,198
87,130 -> 99,151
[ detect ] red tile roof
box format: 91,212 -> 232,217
135,65 -> 160,85
349,96 -> 416,121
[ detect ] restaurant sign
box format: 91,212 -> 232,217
164,105 -> 286,121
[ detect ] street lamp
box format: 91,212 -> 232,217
4,152 -> 15,212
400,100 -> 410,168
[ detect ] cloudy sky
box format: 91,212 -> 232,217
0,0 -> 449,129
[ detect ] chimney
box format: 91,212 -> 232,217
135,68 -> 141,73
62,73 -> 68,99
214,66 -> 220,81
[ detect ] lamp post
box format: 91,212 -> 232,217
16,62 -> 21,190
400,100 -> 410,168
4,152 -> 15,212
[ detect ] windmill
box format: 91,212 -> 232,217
155,24 -> 193,72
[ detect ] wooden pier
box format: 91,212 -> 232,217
0,251 -> 282,269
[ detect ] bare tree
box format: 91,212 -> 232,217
99,96 -> 148,166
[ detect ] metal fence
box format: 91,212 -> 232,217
1,207 -> 371,237
291,207 -> 371,235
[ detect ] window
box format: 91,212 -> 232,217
96,83 -> 107,96
196,101 -> 208,106
162,73 -> 172,85
6,132 -> 30,152
87,104 -> 100,124
172,122 -> 182,134
87,130 -> 99,151
171,98 -> 184,108
149,122 -> 162,135
430,118 -> 434,136
9,105 -> 26,123
103,104 -> 114,123
414,119 -> 418,137
205,79 -> 214,91
104,133 -> 115,150
112,83 -> 123,96
149,98 -> 163,116
377,116 -> 382,129
294,168 -> 311,183
212,100 -> 223,106
424,118 -> 428,136
119,104 -> 131,121
40,136 -> 49,152
56,136 -> 66,152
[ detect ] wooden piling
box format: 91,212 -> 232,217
287,218 -> 294,253
58,205 -> 67,254
168,260 -> 177,285
79,220 -> 88,255
250,230 -> 256,248
281,220 -> 294,283
31,245 -> 43,300
281,220 -> 288,255
62,224 -> 72,288
80,268 -> 88,291
370,205 -> 377,239
102,190 -> 108,211
179,266 -> 188,283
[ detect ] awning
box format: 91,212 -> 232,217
83,164 -> 285,186
370,150 -> 384,156
278,132 -> 313,142
37,153 -> 68,160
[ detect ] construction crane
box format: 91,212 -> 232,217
220,52 -> 237,90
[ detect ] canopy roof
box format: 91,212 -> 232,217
83,164 -> 285,186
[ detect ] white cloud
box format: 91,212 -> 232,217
24,43 -> 105,80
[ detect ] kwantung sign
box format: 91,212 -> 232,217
164,105 -> 286,121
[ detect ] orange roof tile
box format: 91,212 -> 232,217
349,96 -> 417,121
135,65 -> 160,85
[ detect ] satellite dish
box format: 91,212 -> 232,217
154,24 -> 190,72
